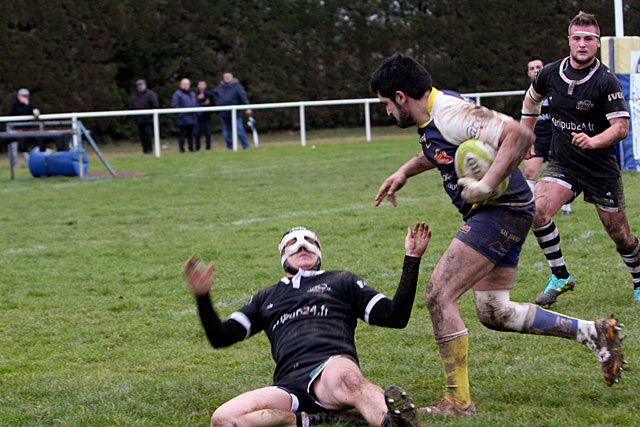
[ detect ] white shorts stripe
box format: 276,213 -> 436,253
364,293 -> 386,324
540,176 -> 573,190
229,311 -> 251,339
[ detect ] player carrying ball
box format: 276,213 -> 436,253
370,53 -> 626,417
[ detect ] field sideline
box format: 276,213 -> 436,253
1,133 -> 639,426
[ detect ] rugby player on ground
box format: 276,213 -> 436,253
522,56 -> 572,215
184,222 -> 431,427
521,11 -> 640,305
370,53 -> 626,417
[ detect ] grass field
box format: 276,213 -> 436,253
1,130 -> 639,426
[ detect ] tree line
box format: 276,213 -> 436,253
1,0 -> 638,142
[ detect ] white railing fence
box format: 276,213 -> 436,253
0,90 -> 525,157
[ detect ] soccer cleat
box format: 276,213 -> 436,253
383,385 -> 420,427
634,287 -> 640,303
418,395 -> 476,417
535,274 -> 574,306
582,315 -> 627,386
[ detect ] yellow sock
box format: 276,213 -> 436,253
437,334 -> 471,408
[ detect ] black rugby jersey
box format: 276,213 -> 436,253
532,57 -> 629,178
231,269 -> 383,383
534,98 -> 552,144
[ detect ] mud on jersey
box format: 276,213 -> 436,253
419,88 -> 533,221
532,57 -> 629,178
230,269 -> 383,384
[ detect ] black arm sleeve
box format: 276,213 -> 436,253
196,293 -> 248,348
367,255 -> 421,328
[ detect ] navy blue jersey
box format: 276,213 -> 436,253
420,88 -> 533,221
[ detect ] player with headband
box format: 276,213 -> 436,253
183,222 -> 431,426
521,11 -> 639,305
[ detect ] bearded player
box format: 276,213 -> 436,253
522,11 -> 639,306
371,53 -> 626,416
184,223 -> 431,427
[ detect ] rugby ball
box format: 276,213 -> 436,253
454,139 -> 509,197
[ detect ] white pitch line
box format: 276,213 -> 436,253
2,245 -> 47,255
178,197 -> 426,231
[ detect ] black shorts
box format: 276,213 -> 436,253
532,138 -> 551,161
274,355 -> 355,414
541,160 -> 625,211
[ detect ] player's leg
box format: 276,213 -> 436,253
205,118 -> 212,149
523,156 -> 544,191
194,118 -> 202,151
596,206 -> 640,301
178,125 -> 186,153
211,387 -> 295,427
473,269 -> 626,386
312,356 -> 419,426
532,178 -> 576,306
422,238 -> 496,415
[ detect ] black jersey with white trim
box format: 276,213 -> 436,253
534,98 -> 552,143
532,57 -> 629,178
232,269 -> 382,384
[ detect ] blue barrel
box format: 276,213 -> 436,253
28,146 -> 89,177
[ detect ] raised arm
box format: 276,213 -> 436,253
367,222 -> 431,328
183,255 -> 246,348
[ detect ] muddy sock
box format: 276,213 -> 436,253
527,306 -> 594,340
436,331 -> 471,408
532,219 -> 570,279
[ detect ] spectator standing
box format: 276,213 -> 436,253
195,80 -> 215,150
130,79 -> 159,154
213,72 -> 252,149
8,88 -> 40,168
171,78 -> 198,153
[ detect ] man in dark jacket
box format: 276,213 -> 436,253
171,78 -> 198,153
9,88 -> 40,168
212,72 -> 252,149
195,80 -> 215,151
130,79 -> 159,154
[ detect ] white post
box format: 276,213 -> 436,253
364,101 -> 371,142
614,0 -> 624,37
475,96 -> 481,105
71,114 -> 79,147
299,105 -> 306,147
231,107 -> 238,151
153,112 -> 160,158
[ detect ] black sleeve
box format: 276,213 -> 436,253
367,255 -> 421,328
195,292 -> 248,348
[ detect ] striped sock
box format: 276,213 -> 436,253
618,238 -> 640,290
533,219 -> 569,279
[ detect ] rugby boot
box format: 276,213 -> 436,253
634,287 -> 640,303
418,395 -> 476,417
582,315 -> 627,386
383,385 -> 420,427
535,273 -> 574,307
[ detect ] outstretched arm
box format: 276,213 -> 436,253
183,256 -> 246,348
374,152 -> 434,207
368,222 -> 431,328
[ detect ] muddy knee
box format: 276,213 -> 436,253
474,290 -> 535,332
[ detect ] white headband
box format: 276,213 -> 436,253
570,30 -> 600,39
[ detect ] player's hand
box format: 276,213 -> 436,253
458,177 -> 497,203
405,221 -> 431,258
375,171 -> 407,207
183,255 -> 215,297
571,132 -> 596,149
525,145 -> 535,160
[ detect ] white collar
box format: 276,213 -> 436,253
281,269 -> 326,289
